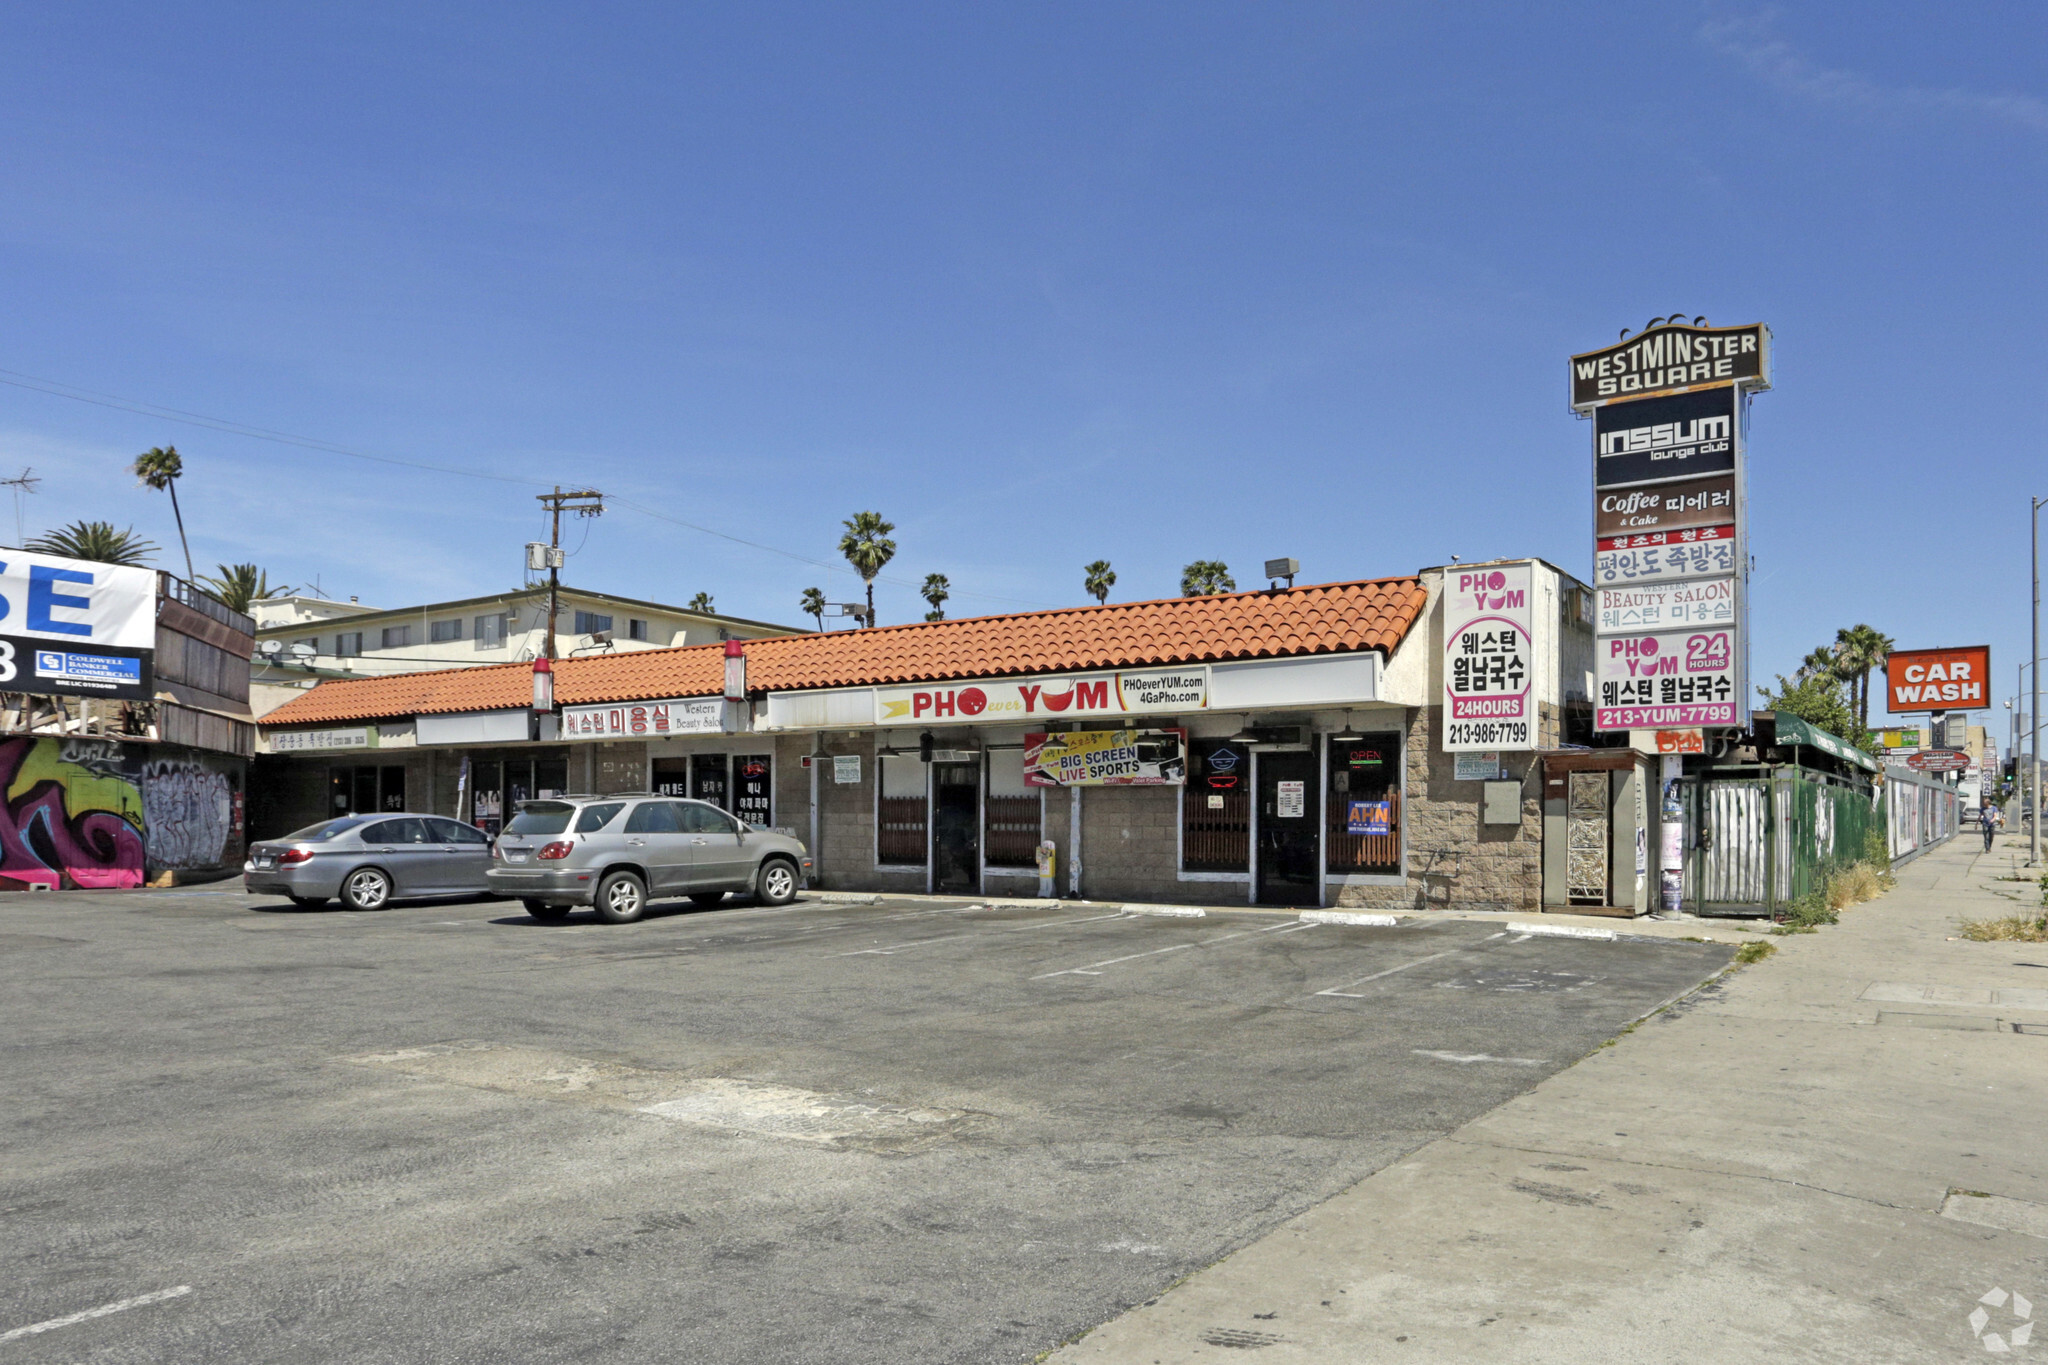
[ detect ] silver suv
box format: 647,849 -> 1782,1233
485,794 -> 813,924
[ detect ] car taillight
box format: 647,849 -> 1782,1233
278,848 -> 313,865
537,841 -> 575,861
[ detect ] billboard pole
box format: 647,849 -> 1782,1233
2033,497 -> 2043,866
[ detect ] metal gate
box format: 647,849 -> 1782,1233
1683,767 -> 1884,916
1566,771 -> 1609,905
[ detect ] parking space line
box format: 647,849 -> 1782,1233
0,1285 -> 192,1343
833,910 -> 1138,956
1313,949 -> 1462,998
1032,919 -> 1317,979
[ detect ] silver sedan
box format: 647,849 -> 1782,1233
244,813 -> 497,910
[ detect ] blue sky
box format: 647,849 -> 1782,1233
4,4 -> 2043,730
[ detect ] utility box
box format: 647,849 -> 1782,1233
1481,780 -> 1522,826
1539,749 -> 1652,916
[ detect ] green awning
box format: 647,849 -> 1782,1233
1770,713 -> 1881,773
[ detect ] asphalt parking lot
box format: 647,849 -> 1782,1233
2,885 -> 1733,1364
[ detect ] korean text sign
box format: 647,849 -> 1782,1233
1595,628 -> 1738,729
1442,563 -> 1534,752
0,551 -> 156,701
1885,647 -> 1990,714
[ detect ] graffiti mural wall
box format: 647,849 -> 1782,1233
0,738 -> 147,890
0,738 -> 246,890
141,756 -> 237,870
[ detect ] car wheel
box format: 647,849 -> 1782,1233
594,871 -> 648,924
287,894 -> 328,909
689,891 -> 726,907
342,868 -> 393,911
523,899 -> 571,923
756,858 -> 799,907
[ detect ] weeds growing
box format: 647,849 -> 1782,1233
1733,940 -> 1777,965
1956,914 -> 2048,943
1771,852 -> 1893,934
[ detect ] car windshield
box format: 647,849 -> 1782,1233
282,818 -> 366,842
505,802 -> 575,836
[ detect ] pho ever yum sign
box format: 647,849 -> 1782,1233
1443,562 -> 1535,752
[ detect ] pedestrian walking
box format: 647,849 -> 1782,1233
1983,803 -> 2001,853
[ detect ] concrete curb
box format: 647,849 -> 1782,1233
1120,904 -> 1206,918
1300,910 -> 1404,927
1507,920 -> 1618,941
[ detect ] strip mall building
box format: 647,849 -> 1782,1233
254,562 -> 1617,912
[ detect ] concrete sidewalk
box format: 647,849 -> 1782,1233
1049,836 -> 2048,1363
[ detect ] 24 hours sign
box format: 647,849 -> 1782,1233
1443,563 -> 1534,752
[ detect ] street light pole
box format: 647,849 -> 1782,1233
2034,497 -> 2044,865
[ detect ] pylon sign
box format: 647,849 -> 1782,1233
1572,320 -> 1771,732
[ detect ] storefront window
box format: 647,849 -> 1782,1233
984,749 -> 1038,867
331,765 -> 406,817
1183,739 -> 1249,872
692,754 -> 729,808
466,753 -> 569,836
1326,734 -> 1402,875
877,753 -> 926,864
735,755 -> 773,826
650,757 -> 689,798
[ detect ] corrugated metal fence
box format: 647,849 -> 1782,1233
1684,768 -> 1892,917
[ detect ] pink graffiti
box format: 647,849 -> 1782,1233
0,741 -> 146,890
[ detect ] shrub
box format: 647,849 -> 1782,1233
1957,914 -> 2048,943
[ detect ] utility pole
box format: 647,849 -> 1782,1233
0,468 -> 38,546
2033,496 -> 2045,865
536,486 -> 604,660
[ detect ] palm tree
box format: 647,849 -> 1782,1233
133,446 -> 194,582
837,511 -> 896,627
198,563 -> 291,614
1083,559 -> 1115,605
1796,646 -> 1840,682
800,586 -> 826,631
1180,560 -> 1235,597
1833,624 -> 1895,731
920,573 -> 950,622
688,591 -> 715,614
27,520 -> 158,566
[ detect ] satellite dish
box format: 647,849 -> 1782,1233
288,642 -> 316,661
257,639 -> 283,657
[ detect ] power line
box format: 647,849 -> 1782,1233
0,365 -> 1052,610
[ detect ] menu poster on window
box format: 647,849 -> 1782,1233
1442,562 -> 1535,752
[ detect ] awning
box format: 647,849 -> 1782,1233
1769,713 -> 1881,773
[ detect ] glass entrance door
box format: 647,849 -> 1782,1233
1255,750 -> 1321,906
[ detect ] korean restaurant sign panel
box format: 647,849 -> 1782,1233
1023,728 -> 1187,787
1885,647 -> 1990,714
1443,562 -> 1535,752
1594,523 -> 1736,587
0,551 -> 157,702
562,697 -> 724,739
873,668 -> 1207,727
1595,628 -> 1739,730
1570,323 -> 1769,409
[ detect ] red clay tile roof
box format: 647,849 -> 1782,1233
261,576 -> 1429,728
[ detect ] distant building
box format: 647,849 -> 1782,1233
250,585 -> 799,720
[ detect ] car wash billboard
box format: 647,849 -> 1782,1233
1573,321 -> 1770,733
0,551 -> 156,701
1885,646 -> 1990,714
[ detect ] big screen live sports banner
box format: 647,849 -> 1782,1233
0,551 -> 157,702
1571,321 -> 1770,733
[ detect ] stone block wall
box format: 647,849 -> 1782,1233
1076,784 -> 1208,904
809,732 -> 924,893
1331,703 -> 1553,913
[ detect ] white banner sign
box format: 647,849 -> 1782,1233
0,552 -> 156,649
268,727 -> 372,753
562,697 -> 723,739
1595,628 -> 1739,730
1597,576 -> 1736,634
1443,563 -> 1535,752
874,667 -> 1207,727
